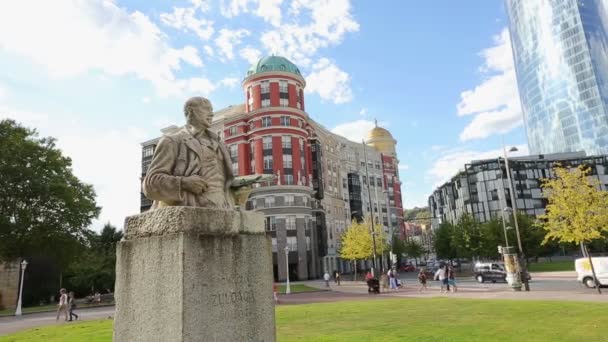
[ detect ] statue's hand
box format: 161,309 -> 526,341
182,175 -> 208,194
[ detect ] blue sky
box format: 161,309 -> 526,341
0,0 -> 531,229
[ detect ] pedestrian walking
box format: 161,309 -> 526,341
272,283 -> 279,303
418,269 -> 428,292
434,265 -> 448,293
68,291 -> 79,321
56,288 -> 68,321
388,268 -> 398,291
323,271 -> 330,287
448,266 -> 458,293
336,271 -> 341,286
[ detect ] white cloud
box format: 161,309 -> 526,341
239,46 -> 262,64
331,119 -> 374,142
219,0 -> 251,17
203,45 -> 215,57
306,58 -> 353,103
214,28 -> 250,60
398,164 -> 409,171
0,1 -> 210,98
160,1 -> 215,40
359,108 -> 367,117
254,0 -> 283,26
260,0 -> 359,66
457,28 -> 523,141
428,144 -> 529,187
142,97 -> 151,104
180,77 -> 217,96
219,77 -> 239,88
220,0 -> 283,26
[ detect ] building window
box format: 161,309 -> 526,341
369,177 -> 375,187
229,144 -> 238,159
261,99 -> 270,107
306,236 -> 311,251
377,177 -> 382,187
228,126 -> 237,136
375,161 -> 381,169
280,98 -> 288,107
262,116 -> 272,127
286,236 -> 298,251
282,136 -> 292,148
232,162 -> 239,176
279,80 -> 288,93
264,155 -> 273,170
261,81 -> 269,93
285,195 -> 294,206
143,146 -> 154,158
283,154 -> 293,168
280,116 -> 290,126
266,216 -> 276,231
286,216 -> 296,230
264,196 -> 275,208
285,174 -> 294,185
263,136 -> 272,150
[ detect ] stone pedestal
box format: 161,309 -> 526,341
113,207 -> 275,342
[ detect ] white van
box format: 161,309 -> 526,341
575,257 -> 608,288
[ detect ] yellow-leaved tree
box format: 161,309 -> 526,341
340,218 -> 372,280
538,165 -> 608,293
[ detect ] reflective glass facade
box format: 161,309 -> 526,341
506,0 -> 608,155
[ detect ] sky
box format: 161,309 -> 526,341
0,0 -> 532,230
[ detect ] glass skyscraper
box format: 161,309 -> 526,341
506,0 -> 608,155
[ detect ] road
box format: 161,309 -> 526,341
0,306 -> 115,336
2,271 -> 605,336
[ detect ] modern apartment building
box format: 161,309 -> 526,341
428,152 -> 608,229
140,56 -> 405,281
506,0 -> 608,155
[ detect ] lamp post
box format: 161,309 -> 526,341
15,259 -> 28,316
284,246 -> 291,294
503,145 -> 530,291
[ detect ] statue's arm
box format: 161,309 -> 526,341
143,137 -> 183,204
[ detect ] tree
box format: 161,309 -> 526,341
479,218 -> 504,259
538,165 -> 608,293
452,214 -> 482,260
403,240 -> 425,265
0,120 -> 100,263
340,219 -> 373,280
65,223 -> 123,295
433,222 -> 456,260
414,210 -> 431,227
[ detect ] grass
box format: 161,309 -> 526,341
528,260 -> 575,272
2,298 -> 607,341
277,284 -> 324,294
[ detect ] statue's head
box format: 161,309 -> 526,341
184,97 -> 213,130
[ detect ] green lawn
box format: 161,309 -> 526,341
528,260 -> 575,272
277,284 -> 324,294
2,298 -> 607,341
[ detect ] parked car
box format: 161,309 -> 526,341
474,262 -> 507,283
400,264 -> 416,272
576,257 -> 608,288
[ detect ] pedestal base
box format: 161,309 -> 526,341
113,207 -> 275,342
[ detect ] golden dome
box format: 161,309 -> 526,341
367,126 -> 393,140
367,120 -> 396,155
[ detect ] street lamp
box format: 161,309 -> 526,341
503,145 -> 530,291
15,259 -> 28,316
284,246 -> 291,294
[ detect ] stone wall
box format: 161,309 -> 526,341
0,260 -> 20,310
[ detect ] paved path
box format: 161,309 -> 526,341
0,306 -> 115,336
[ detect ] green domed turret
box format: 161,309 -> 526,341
246,56 -> 302,77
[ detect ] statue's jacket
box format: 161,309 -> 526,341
143,127 -> 235,209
